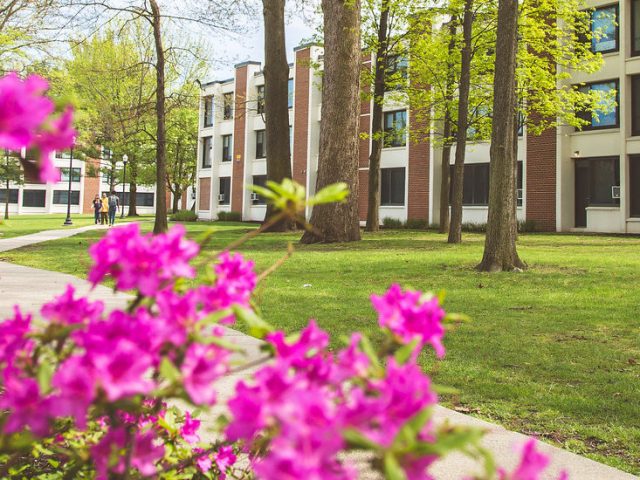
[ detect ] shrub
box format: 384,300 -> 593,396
382,217 -> 403,229
404,218 -> 428,230
461,222 -> 487,233
217,211 -> 242,222
169,209 -> 198,222
518,219 -> 537,233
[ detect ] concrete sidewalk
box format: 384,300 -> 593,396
0,227 -> 636,479
0,224 -> 106,253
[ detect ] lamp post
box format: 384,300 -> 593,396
63,137 -> 77,226
120,154 -> 128,218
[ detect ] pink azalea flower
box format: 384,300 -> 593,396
34,107 -> 75,182
371,284 -> 446,357
215,251 -> 256,301
181,343 -> 229,405
180,411 -> 201,445
50,355 -> 96,429
194,448 -> 213,473
0,370 -> 50,436
0,73 -> 53,150
0,306 -> 33,368
92,427 -> 126,480
333,333 -> 370,381
41,284 -> 104,325
130,430 -> 164,476
215,445 -> 237,473
499,439 -> 568,480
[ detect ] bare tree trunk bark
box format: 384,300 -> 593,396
439,20 -> 457,234
365,0 -> 390,233
172,186 -> 180,213
4,178 -> 9,220
477,0 -> 525,272
448,0 -> 473,244
150,0 -> 168,234
262,0 -> 294,232
301,0 -> 361,244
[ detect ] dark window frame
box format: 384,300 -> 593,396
589,4 -> 619,54
60,167 -> 81,182
252,175 -> 267,205
256,85 -> 265,115
287,79 -> 294,109
222,135 -> 232,162
223,93 -> 234,120
203,96 -> 214,127
383,110 -> 407,148
255,130 -> 266,159
630,155 -> 640,217
380,167 -> 406,206
219,176 -> 231,205
576,79 -> 620,130
53,190 -> 80,205
385,55 -> 408,91
575,156 -> 620,207
0,189 -> 18,204
22,189 -> 46,207
202,136 -> 212,168
632,75 -> 640,136
632,0 -> 640,57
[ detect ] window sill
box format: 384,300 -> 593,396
571,128 -> 620,136
380,205 -> 405,208
586,206 -> 620,210
251,204 -> 267,207
626,217 -> 640,222
382,146 -> 407,151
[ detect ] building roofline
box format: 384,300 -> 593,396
294,42 -> 322,52
234,60 -> 261,69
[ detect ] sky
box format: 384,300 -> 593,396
205,17 -> 317,81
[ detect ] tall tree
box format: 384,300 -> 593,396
301,0 -> 362,244
447,0 -> 474,244
0,150 -> 22,220
477,0 -> 524,272
166,104 -> 197,213
262,0 -> 294,231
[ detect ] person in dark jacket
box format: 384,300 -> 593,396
92,195 -> 101,224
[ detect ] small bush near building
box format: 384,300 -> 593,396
382,217 -> 403,229
518,219 -> 537,233
405,218 -> 428,230
169,210 -> 198,222
461,222 -> 487,233
218,211 -> 242,222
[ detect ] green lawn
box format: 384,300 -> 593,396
0,214 -> 153,239
1,222 -> 639,474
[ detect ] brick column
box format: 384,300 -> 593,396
407,109 -> 430,222
231,65 -> 249,213
526,125 -> 557,231
293,47 -> 311,188
82,157 -> 101,214
358,55 -> 372,222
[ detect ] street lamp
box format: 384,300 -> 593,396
120,154 -> 128,218
63,136 -> 77,226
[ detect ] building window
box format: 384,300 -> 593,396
256,85 -> 265,115
385,55 -> 408,91
222,135 -> 232,162
255,130 -> 266,159
381,167 -> 405,206
630,155 -> 640,216
289,126 -> 293,153
202,136 -> 212,168
632,75 -> 640,136
577,80 -> 619,130
590,5 -> 618,54
102,172 -> 112,185
60,167 -> 81,182
449,163 -> 490,206
633,0 -> 640,56
219,177 -> 231,205
0,189 -> 18,204
575,157 -> 620,207
252,175 -> 267,205
203,96 -> 214,127
22,189 -> 46,207
136,192 -> 155,207
53,190 -> 80,205
223,93 -> 234,120
383,110 -> 407,148
288,79 -> 294,109
517,161 -> 523,207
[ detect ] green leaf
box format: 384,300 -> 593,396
248,184 -> 278,200
359,334 -> 382,370
232,305 -> 274,339
443,312 -> 472,324
37,361 -> 54,394
160,357 -> 181,382
413,427 -> 484,457
308,182 -> 350,205
394,338 -> 420,365
383,452 -> 408,480
343,428 -> 382,451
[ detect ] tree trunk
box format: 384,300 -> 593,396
477,0 -> 525,272
365,0 -> 390,233
439,19 -> 458,234
262,0 -> 294,232
128,158 -> 138,216
4,178 -> 9,220
150,0 -> 168,234
172,184 -> 180,213
448,0 -> 473,244
301,0 -> 361,244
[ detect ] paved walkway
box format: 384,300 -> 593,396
0,226 -> 636,479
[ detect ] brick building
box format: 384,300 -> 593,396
196,0 -> 640,234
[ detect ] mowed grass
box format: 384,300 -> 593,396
0,214 -> 153,239
1,222 -> 639,474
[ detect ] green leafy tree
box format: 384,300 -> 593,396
0,150 -> 23,220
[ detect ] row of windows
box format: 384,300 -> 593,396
585,1 -> 640,57
202,110 -> 408,168
203,80 -> 295,125
104,192 -> 155,207
2,189 -> 155,208
448,162 -> 523,207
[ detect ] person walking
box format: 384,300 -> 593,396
108,191 -> 120,227
100,193 -> 109,225
92,195 -> 101,224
